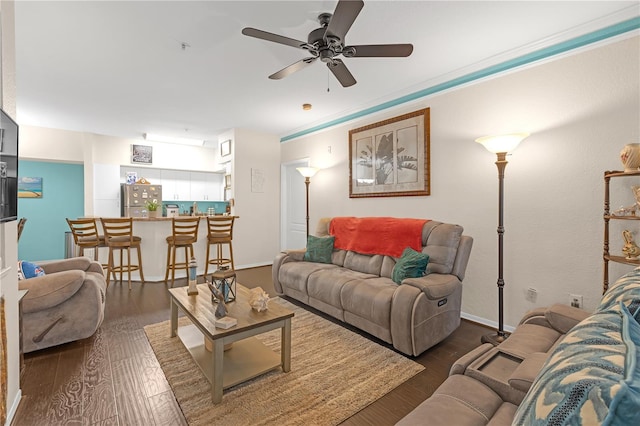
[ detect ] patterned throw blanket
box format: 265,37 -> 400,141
329,217 -> 429,258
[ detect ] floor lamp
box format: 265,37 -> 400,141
476,133 -> 529,345
296,167 -> 319,238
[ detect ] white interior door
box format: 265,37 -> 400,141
281,160 -> 308,251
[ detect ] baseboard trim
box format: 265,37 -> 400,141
461,312 -> 516,333
6,389 -> 22,426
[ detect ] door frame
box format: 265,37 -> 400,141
280,158 -> 310,251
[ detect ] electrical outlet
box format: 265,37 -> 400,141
526,287 -> 537,303
570,294 -> 583,309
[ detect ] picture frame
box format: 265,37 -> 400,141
220,139 -> 231,157
17,177 -> 43,198
132,144 -> 153,164
349,108 -> 430,198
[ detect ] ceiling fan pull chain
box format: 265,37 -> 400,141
327,69 -> 330,92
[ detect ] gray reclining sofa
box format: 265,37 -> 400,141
273,217 -> 473,356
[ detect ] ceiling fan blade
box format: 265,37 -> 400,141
242,27 -> 310,50
346,44 -> 414,57
327,59 -> 356,87
325,0 -> 364,42
269,57 -> 317,80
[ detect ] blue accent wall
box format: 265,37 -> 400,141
17,160 -> 84,261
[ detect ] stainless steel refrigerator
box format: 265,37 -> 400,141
121,184 -> 162,217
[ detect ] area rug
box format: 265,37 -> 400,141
144,298 -> 424,426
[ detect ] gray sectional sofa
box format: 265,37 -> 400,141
272,217 -> 473,356
397,267 -> 640,425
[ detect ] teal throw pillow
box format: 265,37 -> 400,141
17,260 -> 45,280
304,235 -> 335,264
392,247 -> 429,284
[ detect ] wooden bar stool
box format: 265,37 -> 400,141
17,217 -> 27,241
101,217 -> 144,290
204,216 -> 236,277
66,218 -> 108,262
164,217 -> 201,287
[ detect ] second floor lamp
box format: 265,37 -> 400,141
475,132 -> 529,345
296,167 -> 319,237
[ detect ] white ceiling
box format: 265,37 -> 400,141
12,1 -> 640,145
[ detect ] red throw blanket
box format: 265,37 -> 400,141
329,217 -> 429,258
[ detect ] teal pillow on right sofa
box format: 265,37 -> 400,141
392,247 -> 429,284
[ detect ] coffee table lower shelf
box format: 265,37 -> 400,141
177,323 -> 282,390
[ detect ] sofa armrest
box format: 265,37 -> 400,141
38,257 -> 97,274
544,303 -> 590,334
272,250 -> 306,294
402,273 -> 461,300
283,249 -> 306,261
19,270 -> 85,313
449,343 -> 494,375
519,307 -> 549,327
508,352 -> 548,393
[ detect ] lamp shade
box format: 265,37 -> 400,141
475,133 -> 530,154
296,167 -> 319,178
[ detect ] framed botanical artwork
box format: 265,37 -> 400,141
220,139 -> 231,157
132,144 -> 153,164
349,108 -> 430,198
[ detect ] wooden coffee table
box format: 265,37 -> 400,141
168,283 -> 294,403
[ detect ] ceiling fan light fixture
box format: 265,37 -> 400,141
302,103 -> 312,111
144,133 -> 204,146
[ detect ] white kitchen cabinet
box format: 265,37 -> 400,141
121,166 -> 161,184
190,171 -> 224,201
94,163 -> 121,216
161,170 -> 191,200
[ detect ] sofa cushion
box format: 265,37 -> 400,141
341,277 -> 396,330
343,251 -> 384,276
307,267 -> 376,311
391,247 -> 429,284
422,222 -> 463,275
396,374 -> 517,426
277,261 -> 338,296
303,235 -> 335,264
513,302 -> 640,426
498,323 -> 562,359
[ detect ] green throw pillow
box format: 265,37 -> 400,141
392,247 -> 429,284
304,235 -> 335,264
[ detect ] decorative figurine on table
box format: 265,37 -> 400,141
249,287 -> 270,312
207,279 -> 228,318
187,257 -> 198,295
622,230 -> 640,259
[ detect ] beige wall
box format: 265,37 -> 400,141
280,35 -> 640,330
224,128 -> 281,268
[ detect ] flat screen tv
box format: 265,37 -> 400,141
0,107 -> 18,223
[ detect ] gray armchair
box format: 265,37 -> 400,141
19,257 -> 106,353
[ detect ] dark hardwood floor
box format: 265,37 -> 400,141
13,266 -> 490,426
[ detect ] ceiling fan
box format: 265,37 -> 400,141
241,0 -> 413,88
